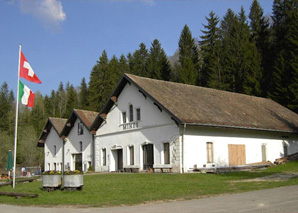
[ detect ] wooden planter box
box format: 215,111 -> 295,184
42,175 -> 62,191
63,174 -> 83,190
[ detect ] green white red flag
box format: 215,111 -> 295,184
20,51 -> 42,84
18,81 -> 35,108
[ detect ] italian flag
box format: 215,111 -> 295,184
19,81 -> 35,108
20,51 -> 42,84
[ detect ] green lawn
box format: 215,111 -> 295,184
1,161 -> 298,207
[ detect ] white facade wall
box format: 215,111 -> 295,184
44,127 -> 63,171
183,126 -> 298,171
95,83 -> 180,172
93,82 -> 298,173
64,118 -> 93,172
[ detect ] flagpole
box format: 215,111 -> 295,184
13,44 -> 21,189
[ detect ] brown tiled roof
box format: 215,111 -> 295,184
60,109 -> 98,137
37,117 -> 67,147
50,117 -> 67,134
74,109 -> 98,129
125,74 -> 298,133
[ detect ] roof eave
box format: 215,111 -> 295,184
183,122 -> 298,134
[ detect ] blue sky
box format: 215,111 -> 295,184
0,0 -> 273,96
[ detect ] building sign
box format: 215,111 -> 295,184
122,122 -> 139,130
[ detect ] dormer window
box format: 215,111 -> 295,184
129,104 -> 133,122
78,122 -> 84,135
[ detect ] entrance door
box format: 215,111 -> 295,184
117,149 -> 123,171
72,153 -> 82,171
143,144 -> 154,170
228,144 -> 246,166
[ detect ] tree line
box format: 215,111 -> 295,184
0,0 -> 297,167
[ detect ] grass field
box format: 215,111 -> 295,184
0,161 -> 298,207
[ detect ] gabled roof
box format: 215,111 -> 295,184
60,109 -> 98,137
91,74 -> 298,133
37,117 -> 67,147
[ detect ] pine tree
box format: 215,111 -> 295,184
78,77 -> 89,110
129,43 -> 149,77
0,82 -> 14,132
147,39 -> 171,81
55,82 -> 66,118
88,50 -> 109,111
64,84 -> 78,118
249,0 -> 272,97
221,8 -> 261,95
102,55 -> 122,105
270,0 -> 298,111
177,25 -> 199,85
200,11 -> 223,89
30,91 -> 47,136
44,94 -> 54,117
119,54 -> 129,74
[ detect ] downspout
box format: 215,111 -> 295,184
92,134 -> 95,171
62,138 -> 65,189
182,123 -> 186,173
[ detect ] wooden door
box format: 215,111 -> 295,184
73,153 -> 82,171
143,144 -> 154,170
228,144 -> 246,166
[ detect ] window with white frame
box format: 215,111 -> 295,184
102,148 -> 106,166
54,145 -> 57,156
78,122 -> 84,135
136,108 -> 141,121
129,104 -> 133,122
79,141 -> 83,152
129,146 -> 134,165
206,142 -> 214,163
122,112 -> 127,124
261,144 -> 267,161
164,143 -> 170,164
283,144 -> 288,157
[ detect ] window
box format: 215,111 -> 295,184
129,104 -> 133,122
122,112 -> 127,124
136,108 -> 141,121
261,144 -> 267,162
78,122 -> 84,135
60,163 -> 62,171
54,163 -> 57,171
164,143 -> 170,164
206,142 -> 214,163
283,144 -> 288,157
129,146 -> 134,165
48,163 -> 50,171
102,148 -> 106,166
79,141 -> 83,152
54,145 -> 57,156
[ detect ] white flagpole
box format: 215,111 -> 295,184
13,44 -> 21,189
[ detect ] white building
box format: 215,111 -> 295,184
38,109 -> 98,172
38,117 -> 67,172
90,74 -> 298,173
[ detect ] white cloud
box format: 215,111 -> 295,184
17,0 -> 66,32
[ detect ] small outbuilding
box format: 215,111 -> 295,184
38,117 -> 67,171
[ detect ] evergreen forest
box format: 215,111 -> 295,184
1,0 -> 298,167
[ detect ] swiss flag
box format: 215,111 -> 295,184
20,51 -> 42,84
